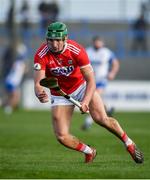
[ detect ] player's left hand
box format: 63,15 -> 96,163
80,102 -> 89,114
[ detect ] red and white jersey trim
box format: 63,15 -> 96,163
67,43 -> 80,55
80,64 -> 91,69
38,45 -> 49,58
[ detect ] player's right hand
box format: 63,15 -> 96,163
36,90 -> 49,103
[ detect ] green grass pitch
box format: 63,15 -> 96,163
0,109 -> 150,179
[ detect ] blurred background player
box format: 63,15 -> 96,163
2,40 -> 28,114
81,36 -> 120,130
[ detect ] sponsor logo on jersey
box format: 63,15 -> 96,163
34,63 -> 41,71
50,66 -> 74,76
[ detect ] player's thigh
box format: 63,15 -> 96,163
51,105 -> 74,136
89,91 -> 107,122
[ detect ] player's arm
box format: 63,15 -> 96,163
34,69 -> 49,103
108,58 -> 120,80
80,64 -> 96,113
76,44 -> 96,113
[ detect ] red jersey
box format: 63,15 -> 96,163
34,39 -> 90,95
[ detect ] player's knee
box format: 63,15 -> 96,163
56,133 -> 68,145
108,117 -> 120,129
94,114 -> 109,127
96,116 -> 119,129
56,134 -> 64,143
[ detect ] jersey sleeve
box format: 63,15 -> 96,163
76,46 -> 90,68
34,53 -> 46,71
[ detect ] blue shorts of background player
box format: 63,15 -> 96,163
5,81 -> 18,93
96,80 -> 108,89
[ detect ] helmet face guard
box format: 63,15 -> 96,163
46,22 -> 68,40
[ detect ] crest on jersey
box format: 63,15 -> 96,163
68,60 -> 73,64
34,63 -> 41,71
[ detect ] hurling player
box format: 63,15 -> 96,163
34,22 -> 143,163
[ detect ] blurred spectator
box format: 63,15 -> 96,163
131,14 -> 149,52
141,0 -> 150,21
38,0 -> 59,36
81,36 -> 120,130
0,43 -> 15,108
19,0 -> 30,40
2,41 -> 29,114
5,0 -> 15,39
1,43 -> 15,81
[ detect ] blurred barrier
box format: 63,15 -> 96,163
22,79 -> 150,111
0,23 -> 150,80
103,81 -> 150,111
0,25 -> 150,59
22,79 -> 50,110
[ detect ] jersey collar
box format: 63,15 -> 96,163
61,42 -> 67,54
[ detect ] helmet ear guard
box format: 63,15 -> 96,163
46,22 -> 68,40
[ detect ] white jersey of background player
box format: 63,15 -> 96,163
4,42 -> 28,114
82,36 -> 120,130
